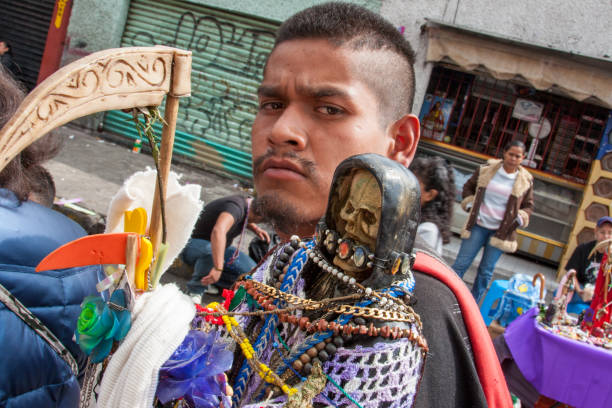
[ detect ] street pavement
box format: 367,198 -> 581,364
45,123 -> 560,302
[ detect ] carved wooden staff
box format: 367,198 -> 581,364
148,51 -> 191,268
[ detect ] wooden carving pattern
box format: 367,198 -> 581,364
0,47 -> 186,171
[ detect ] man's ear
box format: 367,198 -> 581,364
388,114 -> 420,167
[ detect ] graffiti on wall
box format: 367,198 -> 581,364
124,10 -> 276,153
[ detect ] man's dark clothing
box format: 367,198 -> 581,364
192,195 -> 248,245
412,238 -> 488,407
565,240 -> 603,285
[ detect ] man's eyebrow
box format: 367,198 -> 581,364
256,84 -> 350,99
257,85 -> 280,97
300,85 -> 350,99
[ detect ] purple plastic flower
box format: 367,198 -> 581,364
157,330 -> 233,408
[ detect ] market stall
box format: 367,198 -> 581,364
496,242 -> 612,408
503,308 -> 612,407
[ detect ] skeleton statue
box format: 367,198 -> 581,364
332,170 -> 381,275
316,154 -> 421,291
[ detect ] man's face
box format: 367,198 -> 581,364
0,42 -> 8,55
595,222 -> 612,245
251,39 -> 405,237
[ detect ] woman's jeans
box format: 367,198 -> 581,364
182,238 -> 256,294
452,224 -> 503,303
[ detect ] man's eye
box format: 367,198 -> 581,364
260,102 -> 283,111
316,106 -> 343,115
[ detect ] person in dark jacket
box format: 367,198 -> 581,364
0,40 -> 22,82
0,64 -> 100,407
564,216 -> 612,311
452,140 -> 534,302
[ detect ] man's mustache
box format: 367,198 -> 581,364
252,149 -> 317,178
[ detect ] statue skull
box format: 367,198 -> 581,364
333,170 -> 381,274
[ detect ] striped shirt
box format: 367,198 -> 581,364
477,167 -> 517,230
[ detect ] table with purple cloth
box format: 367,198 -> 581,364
503,308 -> 612,408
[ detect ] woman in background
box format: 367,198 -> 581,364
452,140 -> 534,302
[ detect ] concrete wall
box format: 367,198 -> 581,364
65,0 -> 130,61
380,0 -> 612,113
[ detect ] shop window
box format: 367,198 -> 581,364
601,152 -> 612,172
577,227 -> 595,245
585,202 -> 609,222
420,66 -> 609,184
593,177 -> 612,199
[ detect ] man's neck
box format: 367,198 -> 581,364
276,223 -> 317,242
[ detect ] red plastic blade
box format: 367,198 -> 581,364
35,232 -> 132,272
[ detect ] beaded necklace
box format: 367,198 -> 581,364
231,238 -> 306,405
208,301 -> 298,397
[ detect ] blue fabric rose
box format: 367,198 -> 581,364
157,330 -> 233,408
75,289 -> 131,363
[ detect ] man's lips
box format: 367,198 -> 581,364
259,158 -> 306,180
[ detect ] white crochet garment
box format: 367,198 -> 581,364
96,284 -> 195,408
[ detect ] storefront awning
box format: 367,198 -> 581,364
425,23 -> 612,108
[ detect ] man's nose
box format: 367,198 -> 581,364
267,106 -> 307,149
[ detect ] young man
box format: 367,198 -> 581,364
243,3 -> 510,407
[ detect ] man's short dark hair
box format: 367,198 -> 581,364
273,2 -> 416,123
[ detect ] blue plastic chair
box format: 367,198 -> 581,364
479,279 -> 509,326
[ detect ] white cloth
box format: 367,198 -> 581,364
477,167 -> 517,230
417,222 -> 443,257
97,284 -> 195,408
105,169 -> 203,274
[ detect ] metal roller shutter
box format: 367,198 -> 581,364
0,0 -> 55,90
103,0 -> 278,179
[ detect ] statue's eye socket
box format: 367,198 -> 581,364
344,202 -> 354,214
362,211 -> 377,225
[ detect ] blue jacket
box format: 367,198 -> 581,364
0,189 -> 101,407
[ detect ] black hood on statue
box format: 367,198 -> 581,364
317,153 -> 421,289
